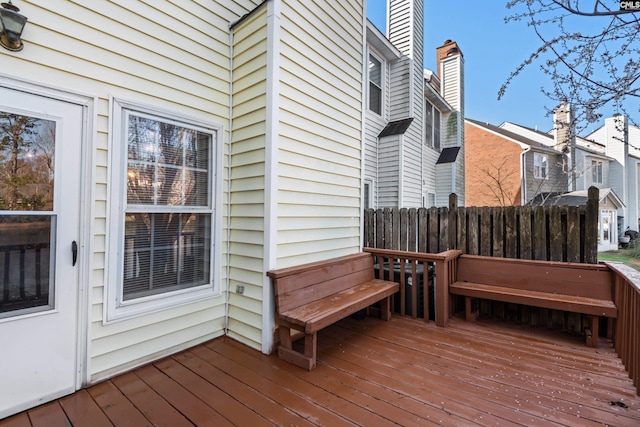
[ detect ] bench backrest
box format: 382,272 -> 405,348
457,255 -> 614,300
267,252 -> 376,313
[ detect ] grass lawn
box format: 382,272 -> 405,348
598,246 -> 640,270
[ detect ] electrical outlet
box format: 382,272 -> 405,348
236,285 -> 245,294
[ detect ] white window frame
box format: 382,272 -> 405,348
591,160 -> 603,184
368,52 -> 383,116
533,152 -> 548,180
105,97 -> 222,322
363,179 -> 373,209
424,101 -> 441,151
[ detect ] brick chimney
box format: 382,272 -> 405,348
436,40 -> 462,78
553,102 -> 576,191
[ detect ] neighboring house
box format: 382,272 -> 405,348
465,119 -> 567,207
490,106 -> 640,251
364,1 -> 464,209
0,0 -> 369,418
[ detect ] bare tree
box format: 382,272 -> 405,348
500,1 -> 640,130
0,113 -> 37,210
478,157 -> 520,206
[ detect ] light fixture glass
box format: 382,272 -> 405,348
0,1 -> 27,52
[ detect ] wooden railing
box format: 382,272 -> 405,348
363,247 -> 460,326
604,262 -> 640,396
1,242 -> 49,313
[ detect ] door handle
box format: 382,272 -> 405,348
72,241 -> 78,266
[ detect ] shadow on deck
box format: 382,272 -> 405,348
2,315 -> 639,426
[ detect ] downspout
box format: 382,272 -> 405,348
520,146 -> 531,205
226,21 -> 234,335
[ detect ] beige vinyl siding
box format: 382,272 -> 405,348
228,5 -> 268,350
1,0 -> 263,382
275,0 -> 364,266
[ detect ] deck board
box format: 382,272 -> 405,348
2,316 -> 639,426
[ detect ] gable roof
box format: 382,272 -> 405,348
530,188 -> 624,208
466,118 -> 560,153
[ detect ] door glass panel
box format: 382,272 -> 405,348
0,112 -> 56,318
0,216 -> 54,318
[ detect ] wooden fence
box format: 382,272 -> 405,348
363,187 -> 600,263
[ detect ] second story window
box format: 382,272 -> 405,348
369,54 -> 382,115
424,102 -> 441,151
533,153 -> 548,179
592,160 -> 603,184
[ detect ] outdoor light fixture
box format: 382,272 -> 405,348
0,1 -> 27,52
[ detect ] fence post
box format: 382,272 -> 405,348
449,193 -> 457,250
585,186 -> 599,263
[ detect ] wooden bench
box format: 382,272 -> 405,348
267,252 -> 399,370
449,255 -> 618,347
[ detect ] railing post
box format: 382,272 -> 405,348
449,193 -> 457,251
585,186 -> 599,263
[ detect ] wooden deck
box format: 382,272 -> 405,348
2,315 -> 639,426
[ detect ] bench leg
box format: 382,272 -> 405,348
465,297 -> 479,322
380,295 -> 392,321
585,316 -> 599,348
277,326 -> 317,370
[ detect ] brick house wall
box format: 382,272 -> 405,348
465,121 -> 523,206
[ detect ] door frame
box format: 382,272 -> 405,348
1,72 -> 96,391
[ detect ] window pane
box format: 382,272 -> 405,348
369,83 -> 381,114
424,105 -> 432,146
0,215 -> 53,318
369,54 -> 381,86
369,54 -> 382,115
123,212 -> 211,300
433,109 -> 441,151
0,112 -> 55,212
127,114 -> 210,207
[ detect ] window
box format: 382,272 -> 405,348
363,180 -> 373,209
591,160 -> 603,184
368,54 -> 382,115
107,99 -> 220,320
425,192 -> 436,208
533,153 -> 548,179
424,101 -> 441,151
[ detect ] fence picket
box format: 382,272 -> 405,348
364,188 -> 599,262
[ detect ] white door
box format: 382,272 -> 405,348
0,86 -> 83,418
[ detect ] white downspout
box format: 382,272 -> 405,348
520,146 -> 531,205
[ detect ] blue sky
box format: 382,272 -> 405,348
366,0 -> 608,135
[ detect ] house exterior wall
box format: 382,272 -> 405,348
228,4 -> 269,351
389,58 -> 411,121
364,44 -> 393,210
465,122 -> 522,206
0,0 -> 270,383
436,51 -> 464,206
378,136 -> 401,206
523,149 -> 566,202
272,0 -> 364,268
1,0 -> 366,394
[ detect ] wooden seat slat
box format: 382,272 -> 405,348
268,252 -> 399,370
279,279 -> 399,334
450,281 -> 617,317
